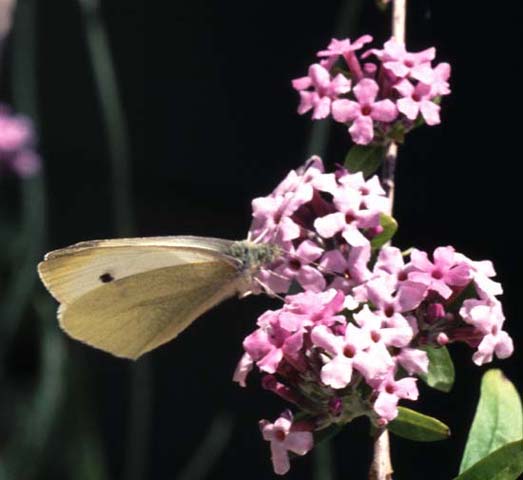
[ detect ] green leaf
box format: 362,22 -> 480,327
459,370 -> 523,473
454,441 -> 523,480
370,214 -> 398,250
344,145 -> 386,178
314,424 -> 343,446
388,407 -> 450,442
419,346 -> 455,392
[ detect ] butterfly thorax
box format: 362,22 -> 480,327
227,240 -> 281,278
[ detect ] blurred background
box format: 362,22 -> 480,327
0,0 -> 521,479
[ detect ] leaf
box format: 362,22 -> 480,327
459,370 -> 523,473
314,424 -> 343,446
419,346 -> 455,392
344,144 -> 386,178
371,214 -> 398,250
388,407 -> 450,442
454,441 -> 523,480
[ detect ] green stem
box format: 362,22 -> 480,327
178,413 -> 234,480
76,3 -> 151,479
0,297 -> 67,479
0,0 -> 45,363
77,0 -> 134,236
313,439 -> 336,480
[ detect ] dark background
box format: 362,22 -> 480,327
2,0 -> 522,479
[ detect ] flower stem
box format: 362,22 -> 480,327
76,2 -> 151,479
371,1 -> 407,479
382,142 -> 398,215
369,428 -> 393,480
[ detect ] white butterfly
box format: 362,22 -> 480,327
38,236 -> 280,360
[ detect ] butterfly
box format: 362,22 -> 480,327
37,236 -> 280,360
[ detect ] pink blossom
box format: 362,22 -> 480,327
408,246 -> 472,299
233,353 -> 254,387
395,79 -> 441,125
367,38 -> 436,84
317,35 -> 373,73
0,105 -> 41,177
314,185 -> 381,246
337,171 -> 389,212
249,158 -> 325,244
273,240 -> 326,292
455,253 -> 503,300
431,62 -> 451,96
354,305 -> 414,349
332,78 -> 398,144
312,322 -> 392,389
320,246 -> 371,292
280,289 -> 346,330
0,112 -> 32,151
395,348 -> 429,375
372,373 -> 419,422
260,412 -> 314,475
363,276 -> 427,325
292,64 -> 351,119
373,246 -> 411,283
317,35 -> 373,59
242,319 -> 284,374
459,299 -> 513,365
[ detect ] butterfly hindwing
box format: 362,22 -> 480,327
58,261 -> 240,359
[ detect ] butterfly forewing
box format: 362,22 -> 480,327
38,236 -> 244,359
38,236 -> 237,304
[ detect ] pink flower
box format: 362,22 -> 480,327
0,112 -> 32,151
233,353 -> 254,387
408,246 -> 472,299
395,348 -> 429,375
0,105 -> 41,177
395,79 -> 441,125
362,276 -> 427,325
455,253 -> 503,300
314,185 -> 381,246
373,246 -> 411,283
317,35 -> 373,73
336,171 -> 389,212
431,62 -> 451,96
312,322 -> 393,388
280,289 -> 346,330
320,246 -> 372,293
273,240 -> 326,292
372,373 -> 419,422
292,64 -> 351,119
459,299 -> 513,365
354,305 -> 414,349
260,411 -> 314,475
332,78 -> 398,144
367,38 -> 436,84
317,35 -> 373,59
249,158 -> 324,244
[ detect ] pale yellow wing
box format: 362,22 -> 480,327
56,262 -> 240,359
38,236 -> 236,304
37,236 -> 243,359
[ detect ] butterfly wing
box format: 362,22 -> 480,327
38,236 -> 243,359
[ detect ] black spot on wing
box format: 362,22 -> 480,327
99,273 -> 114,283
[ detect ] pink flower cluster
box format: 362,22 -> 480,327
0,105 -> 40,177
236,158 -> 512,475
292,36 -> 450,145
249,156 -> 388,295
